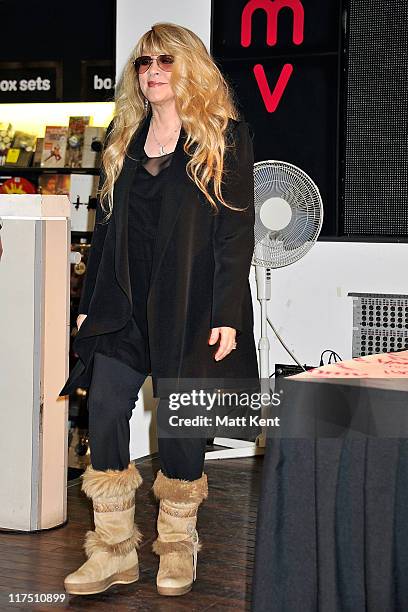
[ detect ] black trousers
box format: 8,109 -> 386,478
87,351 -> 207,481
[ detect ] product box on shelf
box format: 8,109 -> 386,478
41,126 -> 68,168
65,116 -> 91,168
82,126 -> 106,168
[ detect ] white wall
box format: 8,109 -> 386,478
116,0 -> 212,80
116,0 -> 212,460
252,241 -> 408,374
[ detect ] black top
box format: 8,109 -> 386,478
94,149 -> 174,375
128,150 -> 173,261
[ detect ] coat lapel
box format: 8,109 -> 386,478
112,114 -> 148,309
113,112 -> 191,311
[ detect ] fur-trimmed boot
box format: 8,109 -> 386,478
152,470 -> 208,596
64,462 -> 143,595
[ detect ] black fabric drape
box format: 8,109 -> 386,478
251,380 -> 408,612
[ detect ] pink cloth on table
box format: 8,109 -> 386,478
292,351 -> 408,390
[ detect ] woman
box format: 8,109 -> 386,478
60,22 -> 259,597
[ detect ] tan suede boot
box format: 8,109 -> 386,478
152,470 -> 208,596
64,462 -> 143,595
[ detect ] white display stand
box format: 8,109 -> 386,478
0,195 -> 71,531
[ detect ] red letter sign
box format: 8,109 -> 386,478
241,0 -> 304,112
241,0 -> 304,47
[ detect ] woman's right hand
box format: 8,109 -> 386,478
76,314 -> 87,330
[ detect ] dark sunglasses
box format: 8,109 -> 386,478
133,54 -> 175,74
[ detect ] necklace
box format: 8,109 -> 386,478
150,117 -> 181,156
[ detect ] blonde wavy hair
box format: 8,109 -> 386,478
99,22 -> 243,223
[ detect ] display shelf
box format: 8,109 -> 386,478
0,167 -> 101,176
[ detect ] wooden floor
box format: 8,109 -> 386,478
0,454 -> 263,611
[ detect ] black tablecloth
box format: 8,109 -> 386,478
251,377 -> 408,612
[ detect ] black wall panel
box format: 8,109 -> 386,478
342,0 -> 408,237
0,0 -> 115,102
211,0 -> 343,237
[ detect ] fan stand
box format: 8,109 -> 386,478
205,266 -> 270,460
205,159 -> 324,461
204,436 -> 264,460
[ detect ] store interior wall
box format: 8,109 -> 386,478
114,3 -> 405,457
267,241 -> 408,373
115,0 -> 212,460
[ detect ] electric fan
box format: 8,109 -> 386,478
206,160 -> 324,460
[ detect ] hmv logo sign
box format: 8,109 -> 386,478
240,0 -> 305,112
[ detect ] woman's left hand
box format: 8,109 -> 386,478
209,326 -> 237,361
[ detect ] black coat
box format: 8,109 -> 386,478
59,112 -> 259,399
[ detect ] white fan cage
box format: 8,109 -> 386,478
253,160 -> 323,268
